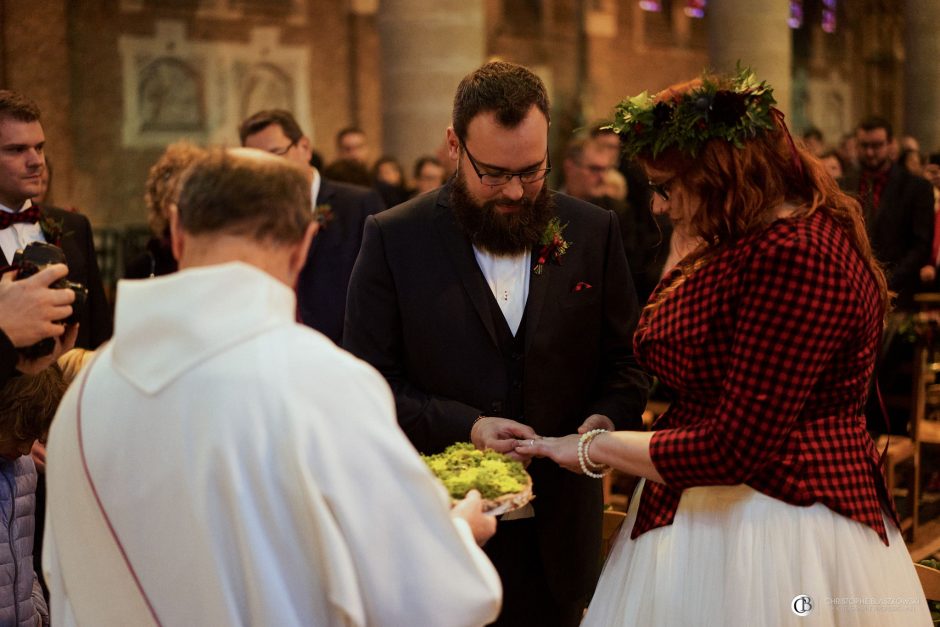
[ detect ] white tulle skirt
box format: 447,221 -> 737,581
583,481 -> 932,626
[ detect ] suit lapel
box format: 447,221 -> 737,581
876,166 -> 901,225
524,247 -> 550,353
433,189 -> 500,348
309,176 -> 335,259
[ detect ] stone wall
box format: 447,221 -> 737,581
0,0 -> 916,229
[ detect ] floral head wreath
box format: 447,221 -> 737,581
609,66 -> 778,159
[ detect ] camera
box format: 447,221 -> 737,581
12,242 -> 87,359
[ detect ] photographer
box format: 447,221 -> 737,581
0,263 -> 78,384
0,90 -> 111,351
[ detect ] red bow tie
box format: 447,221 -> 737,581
0,207 -> 40,230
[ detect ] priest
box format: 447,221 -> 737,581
43,148 -> 501,626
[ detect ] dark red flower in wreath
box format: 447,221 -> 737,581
711,90 -> 748,126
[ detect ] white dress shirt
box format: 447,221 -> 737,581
472,246 -> 530,336
0,199 -> 46,263
310,168 -> 322,209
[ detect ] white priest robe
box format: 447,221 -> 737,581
43,262 -> 501,627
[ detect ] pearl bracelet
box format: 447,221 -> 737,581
577,429 -> 611,478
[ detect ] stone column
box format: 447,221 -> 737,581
903,0 -> 940,152
377,0 -> 485,173
707,0 -> 792,116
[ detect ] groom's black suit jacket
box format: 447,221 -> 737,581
344,183 -> 649,604
0,205 -> 112,351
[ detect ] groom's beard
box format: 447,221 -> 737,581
451,170 -> 553,255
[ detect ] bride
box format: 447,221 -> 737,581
517,69 -> 931,626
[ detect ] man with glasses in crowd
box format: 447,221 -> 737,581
344,61 -> 649,627
842,116 -> 935,435
239,110 -> 383,344
843,115 -> 933,308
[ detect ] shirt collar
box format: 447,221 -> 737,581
0,199 -> 32,214
311,168 -> 322,209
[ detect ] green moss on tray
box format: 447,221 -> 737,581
422,442 -> 529,500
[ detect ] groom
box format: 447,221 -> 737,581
344,61 -> 649,627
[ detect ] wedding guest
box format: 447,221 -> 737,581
801,125 -> 824,156
323,157 -> 371,187
519,69 -> 931,626
603,169 -> 628,203
335,126 -> 372,167
918,153 -> 940,289
373,155 -> 405,188
841,116 -> 933,309
820,149 -> 845,181
372,155 -> 411,208
0,364 -> 67,627
240,109 -> 384,344
900,148 -> 925,177
124,141 -> 206,279
412,155 -> 447,195
0,90 -> 111,350
43,148 -> 501,626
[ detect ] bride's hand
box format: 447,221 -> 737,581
515,434 -> 583,474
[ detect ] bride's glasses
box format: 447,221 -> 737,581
648,178 -> 673,201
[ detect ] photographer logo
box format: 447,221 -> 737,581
792,594 -> 813,617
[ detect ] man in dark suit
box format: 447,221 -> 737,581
239,110 -> 384,344
842,116 -> 934,308
0,90 -> 111,351
842,116 -> 935,434
0,88 -> 111,602
344,61 -> 649,627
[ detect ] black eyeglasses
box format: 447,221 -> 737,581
648,178 -> 673,201
460,141 -> 551,187
269,140 -> 298,156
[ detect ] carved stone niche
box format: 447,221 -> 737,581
119,21 -> 213,147
119,21 -> 312,148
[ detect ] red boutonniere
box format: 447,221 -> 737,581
315,204 -> 334,228
533,217 -> 570,275
39,215 -> 64,246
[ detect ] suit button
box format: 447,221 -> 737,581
491,401 -> 503,413
511,351 -> 523,361
512,380 -> 522,390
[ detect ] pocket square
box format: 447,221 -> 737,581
572,281 -> 593,292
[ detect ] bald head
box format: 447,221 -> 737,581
176,147 -> 313,243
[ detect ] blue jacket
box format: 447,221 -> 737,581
0,456 -> 47,627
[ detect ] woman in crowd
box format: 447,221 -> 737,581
519,69 -> 930,626
371,155 -> 410,207
124,141 -> 205,279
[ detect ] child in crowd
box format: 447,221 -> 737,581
0,364 -> 67,627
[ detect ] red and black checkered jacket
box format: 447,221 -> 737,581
633,209 -> 898,544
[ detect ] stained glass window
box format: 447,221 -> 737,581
788,0 -> 804,28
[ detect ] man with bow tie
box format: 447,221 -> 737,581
0,90 -> 111,351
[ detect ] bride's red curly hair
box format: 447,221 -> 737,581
639,79 -> 889,311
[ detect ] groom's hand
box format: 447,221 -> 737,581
471,416 -> 538,462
